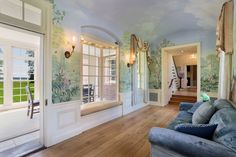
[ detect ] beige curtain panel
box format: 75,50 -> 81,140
216,0 -> 233,55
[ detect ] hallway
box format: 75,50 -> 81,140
29,105 -> 179,157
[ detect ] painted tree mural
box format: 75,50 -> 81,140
119,32 -> 132,92
201,54 -> 219,92
49,0 -> 80,103
149,39 -> 175,89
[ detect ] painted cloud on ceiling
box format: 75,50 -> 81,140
56,0 -> 228,44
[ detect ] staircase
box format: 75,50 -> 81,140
170,57 -> 180,92
169,95 -> 197,105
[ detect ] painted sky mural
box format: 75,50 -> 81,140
50,0 -> 229,102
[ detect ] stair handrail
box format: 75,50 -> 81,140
168,78 -> 175,89
172,56 -> 180,79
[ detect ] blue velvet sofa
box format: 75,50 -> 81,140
149,99 -> 236,157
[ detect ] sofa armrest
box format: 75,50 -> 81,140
149,127 -> 236,157
179,102 -> 194,111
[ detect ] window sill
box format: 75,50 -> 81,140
0,103 -> 28,112
81,101 -> 122,116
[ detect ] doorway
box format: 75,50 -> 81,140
0,25 -> 44,156
161,43 -> 200,106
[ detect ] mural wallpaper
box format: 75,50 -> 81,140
149,39 -> 175,89
148,37 -> 220,93
49,0 -> 80,103
48,0 -> 228,103
119,32 -> 132,92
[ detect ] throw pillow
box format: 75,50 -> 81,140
175,123 -> 218,139
192,101 -> 216,124
213,99 -> 233,110
187,101 -> 204,114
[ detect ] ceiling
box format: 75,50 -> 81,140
56,0 -> 228,44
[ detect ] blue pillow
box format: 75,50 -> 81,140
187,101 -> 204,114
175,123 -> 218,139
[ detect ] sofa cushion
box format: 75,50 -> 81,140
213,99 -> 233,110
192,101 -> 215,124
187,101 -> 204,114
175,123 -> 217,139
209,107 -> 236,152
167,111 -> 192,130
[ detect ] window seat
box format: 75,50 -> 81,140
81,101 -> 122,116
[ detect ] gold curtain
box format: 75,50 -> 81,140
217,0 -> 234,100
216,0 -> 233,54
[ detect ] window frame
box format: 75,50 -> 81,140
0,0 -> 49,34
81,37 -> 119,105
0,38 -> 39,109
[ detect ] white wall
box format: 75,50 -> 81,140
44,100 -> 123,146
174,54 -> 197,66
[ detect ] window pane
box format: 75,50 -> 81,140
104,68 -> 110,76
104,57 -> 110,67
103,80 -> 117,101
12,47 -> 35,103
0,0 -> 22,20
83,76 -> 89,84
89,66 -> 99,76
110,49 -> 116,56
0,97 -> 3,104
0,47 -> 3,58
21,95 -> 27,102
95,48 -> 101,57
0,81 -> 3,89
83,44 -> 89,55
103,49 -> 110,57
83,55 -> 89,65
90,56 -> 99,67
83,66 -> 89,76
89,46 -> 95,56
24,3 -> 42,26
12,47 -> 35,58
89,77 -> 99,87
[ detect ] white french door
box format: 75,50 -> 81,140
0,0 -> 52,147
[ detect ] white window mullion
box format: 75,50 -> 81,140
88,45 -> 91,102
34,48 -> 39,100
4,44 -> 13,105
100,48 -> 104,100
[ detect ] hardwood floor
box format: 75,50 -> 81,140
28,105 -> 179,157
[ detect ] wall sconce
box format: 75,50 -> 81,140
127,54 -> 136,68
191,54 -> 196,59
65,36 -> 76,58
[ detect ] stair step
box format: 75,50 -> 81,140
172,95 -> 197,99
170,99 -> 196,103
170,97 -> 197,101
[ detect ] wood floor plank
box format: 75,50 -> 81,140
28,105 -> 178,157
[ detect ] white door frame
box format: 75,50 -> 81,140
161,43 -> 201,106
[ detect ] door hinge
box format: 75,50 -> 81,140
45,99 -> 48,106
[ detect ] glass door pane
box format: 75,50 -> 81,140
24,3 -> 42,26
0,0 -> 23,20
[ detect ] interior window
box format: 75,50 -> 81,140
0,0 -> 23,20
24,3 -> 42,26
82,44 -> 117,104
0,0 -> 42,26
